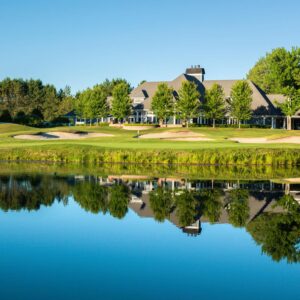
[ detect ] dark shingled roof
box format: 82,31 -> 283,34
130,71 -> 284,115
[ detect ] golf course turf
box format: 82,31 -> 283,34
1,123 -> 300,166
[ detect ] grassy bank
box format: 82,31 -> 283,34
1,123 -> 300,166
0,162 -> 300,181
1,144 -> 300,166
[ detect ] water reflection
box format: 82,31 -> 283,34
0,174 -> 300,263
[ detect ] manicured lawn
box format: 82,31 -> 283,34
1,123 -> 300,151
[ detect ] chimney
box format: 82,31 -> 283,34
185,65 -> 205,82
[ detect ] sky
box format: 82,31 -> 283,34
0,0 -> 299,93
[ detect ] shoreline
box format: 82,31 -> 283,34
0,146 -> 300,166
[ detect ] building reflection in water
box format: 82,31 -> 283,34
0,174 -> 300,262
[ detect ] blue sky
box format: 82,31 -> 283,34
0,0 -> 299,93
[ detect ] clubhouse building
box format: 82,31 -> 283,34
127,65 -> 299,129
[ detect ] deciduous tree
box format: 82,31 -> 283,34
111,82 -> 132,123
176,81 -> 200,127
276,88 -> 300,130
151,83 -> 174,127
247,47 -> 300,93
204,83 -> 226,128
229,80 -> 253,128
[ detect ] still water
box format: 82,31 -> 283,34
0,170 -> 299,299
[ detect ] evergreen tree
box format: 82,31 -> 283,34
176,81 -> 200,127
229,80 -> 253,128
204,83 -> 226,128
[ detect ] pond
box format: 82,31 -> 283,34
0,166 -> 299,299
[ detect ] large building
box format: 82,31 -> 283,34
128,65 -> 300,129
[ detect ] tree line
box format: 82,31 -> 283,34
1,174 -> 299,262
151,80 -> 253,128
1,47 -> 299,128
73,78 -> 253,128
248,47 -> 300,130
0,78 -> 73,125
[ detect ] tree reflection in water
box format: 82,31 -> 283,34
0,174 -> 299,263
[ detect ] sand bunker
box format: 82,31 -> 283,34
165,137 -> 214,142
14,131 -> 114,140
230,136 -> 300,144
139,130 -> 207,139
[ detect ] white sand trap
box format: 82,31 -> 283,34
230,136 -> 300,144
166,137 -> 214,142
139,130 -> 206,140
14,131 -> 114,140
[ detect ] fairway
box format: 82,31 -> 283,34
1,123 -> 300,150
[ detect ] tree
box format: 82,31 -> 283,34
78,86 -> 109,126
149,187 -> 174,222
176,81 -> 200,127
226,189 -> 249,227
0,78 -> 63,125
247,196 -> 300,263
174,190 -> 198,227
101,78 -> 132,96
76,89 -> 93,125
276,88 -> 300,130
151,83 -> 174,127
108,184 -> 129,219
200,189 -> 223,223
229,80 -> 253,128
204,83 -> 226,128
42,84 -> 61,122
111,82 -> 132,123
72,181 -> 109,214
92,86 -> 110,124
247,47 -> 300,94
74,92 -> 86,122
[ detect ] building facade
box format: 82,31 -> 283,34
128,66 -> 300,129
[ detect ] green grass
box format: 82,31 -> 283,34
0,161 -> 299,181
1,123 -> 300,165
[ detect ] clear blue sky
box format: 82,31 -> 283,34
0,0 -> 299,93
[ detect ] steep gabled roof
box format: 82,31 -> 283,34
203,80 -> 278,115
130,73 -> 284,115
267,94 -> 287,106
130,74 -> 202,110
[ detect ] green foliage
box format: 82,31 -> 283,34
247,47 -> 300,93
247,206 -> 300,263
111,83 -> 132,122
276,88 -> 300,117
175,189 -> 198,227
151,83 -> 174,126
77,86 -> 109,122
108,184 -> 130,219
0,78 -> 73,125
199,189 -> 223,223
229,81 -> 253,128
0,175 -> 68,211
226,189 -> 250,227
204,83 -> 226,128
100,78 -> 132,96
176,81 -> 201,127
149,187 -> 174,222
72,181 -> 109,214
0,110 -> 12,122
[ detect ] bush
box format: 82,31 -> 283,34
0,110 -> 12,122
